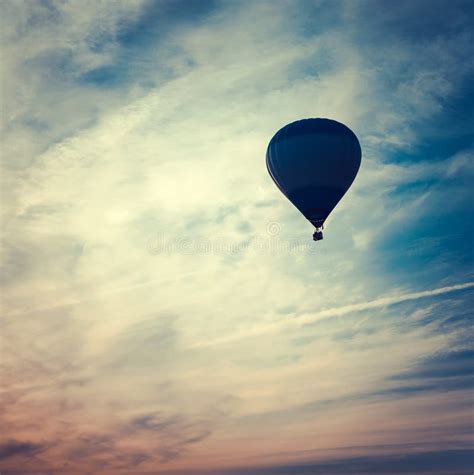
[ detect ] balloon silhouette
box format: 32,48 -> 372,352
266,118 -> 361,241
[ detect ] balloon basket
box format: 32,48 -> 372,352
313,228 -> 323,241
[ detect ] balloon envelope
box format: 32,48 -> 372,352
266,118 -> 361,239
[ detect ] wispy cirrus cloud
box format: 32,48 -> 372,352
191,282 -> 474,348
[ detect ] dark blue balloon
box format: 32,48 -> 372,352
266,118 -> 361,241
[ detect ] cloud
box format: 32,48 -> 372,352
127,412 -> 213,462
386,348 -> 474,395
0,440 -> 46,460
1,1 -> 473,473
165,448 -> 474,474
191,282 -> 474,347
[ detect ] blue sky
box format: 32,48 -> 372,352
1,1 -> 473,473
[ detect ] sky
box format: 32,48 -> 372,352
1,0 -> 473,474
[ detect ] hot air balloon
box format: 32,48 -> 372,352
266,118 -> 361,241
